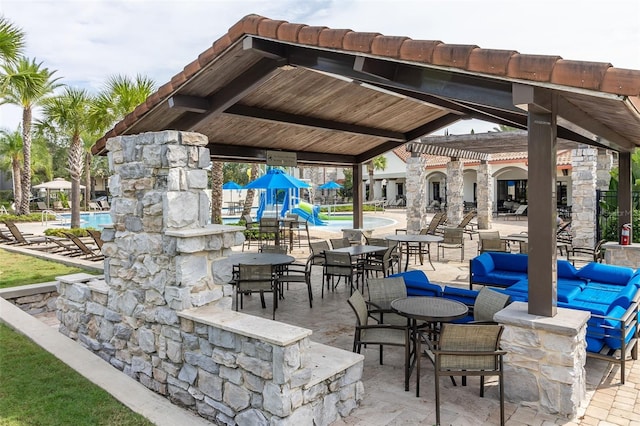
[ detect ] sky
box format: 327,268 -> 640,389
1,0 -> 639,135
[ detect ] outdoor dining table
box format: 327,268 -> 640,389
329,244 -> 388,257
385,234 -> 444,271
391,296 -> 469,397
504,233 -> 570,254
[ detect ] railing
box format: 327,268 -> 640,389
41,210 -> 68,227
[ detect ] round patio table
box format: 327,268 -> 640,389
391,296 -> 469,397
227,253 -> 294,266
386,234 -> 443,271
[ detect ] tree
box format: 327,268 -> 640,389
366,155 -> 387,201
211,161 -> 223,224
0,16 -> 24,65
0,57 -> 61,214
88,74 -> 155,206
242,163 -> 260,217
0,127 -> 23,208
41,87 -> 92,228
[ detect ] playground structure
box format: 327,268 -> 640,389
256,189 -> 326,225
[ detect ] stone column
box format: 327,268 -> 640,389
446,158 -> 464,226
596,149 -> 613,190
476,160 -> 493,229
570,147 -> 598,248
405,153 -> 427,233
495,302 -> 589,418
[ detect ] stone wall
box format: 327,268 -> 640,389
405,154 -> 427,233
1,285 -> 58,315
476,161 -> 493,229
446,159 -> 464,226
571,148 -> 598,248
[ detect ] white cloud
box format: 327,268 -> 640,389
1,0 -> 638,134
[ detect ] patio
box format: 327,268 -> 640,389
8,210 -> 638,425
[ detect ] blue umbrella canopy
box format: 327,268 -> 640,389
318,181 -> 342,190
222,181 -> 243,190
244,169 -> 310,190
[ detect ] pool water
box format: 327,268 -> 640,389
58,212 -> 113,229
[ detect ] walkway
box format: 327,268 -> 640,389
2,212 -> 639,425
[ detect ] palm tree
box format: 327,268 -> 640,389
0,16 -> 24,65
41,87 -> 92,228
88,74 -> 155,206
1,57 -> 60,214
242,163 -> 260,217
0,127 -> 23,208
211,161 -> 223,224
366,155 -> 387,201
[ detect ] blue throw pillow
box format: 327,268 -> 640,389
557,260 -> 579,279
609,283 -> 639,310
576,263 -> 634,286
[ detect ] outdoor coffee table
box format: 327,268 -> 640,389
391,296 -> 469,397
385,234 -> 443,271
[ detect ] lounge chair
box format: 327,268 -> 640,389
36,201 -> 48,211
86,229 -> 104,251
503,204 -> 527,220
2,221 -> 50,246
98,200 -> 110,210
62,232 -> 104,261
88,201 -> 102,211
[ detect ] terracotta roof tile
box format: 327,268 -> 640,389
156,82 -> 174,99
371,36 -> 410,58
297,26 -> 327,45
227,14 -> 266,42
343,32 -> 381,53
170,71 -> 187,87
197,46 -> 216,67
467,49 -> 517,76
551,60 -> 611,90
212,35 -> 233,55
507,54 -> 562,82
257,19 -> 286,38
318,28 -> 352,49
398,39 -> 441,62
432,44 -> 478,68
183,59 -> 201,79
601,67 -> 640,96
277,22 -> 305,42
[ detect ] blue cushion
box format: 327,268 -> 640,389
406,283 -> 443,298
627,274 -> 640,289
557,260 -> 579,279
603,305 -> 636,350
576,263 -> 634,286
586,336 -> 605,353
505,279 -> 529,294
490,252 -> 528,272
471,254 -> 495,276
556,279 -> 585,303
609,283 -> 638,310
575,288 -> 620,306
484,271 -> 528,286
442,286 -> 478,306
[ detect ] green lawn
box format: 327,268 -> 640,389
0,248 -> 97,288
0,323 -> 153,426
0,248 -> 152,425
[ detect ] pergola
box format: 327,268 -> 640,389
91,14 -> 640,316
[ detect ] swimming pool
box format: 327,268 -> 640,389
57,212 -> 113,229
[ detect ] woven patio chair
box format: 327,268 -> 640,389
567,239 -> 606,266
235,264 -> 277,319
361,242 -> 399,278
477,231 -> 509,254
324,251 -> 363,296
472,287 -> 512,323
347,290 -> 409,366
437,227 -> 465,261
366,277 -> 408,326
330,237 -> 351,249
277,256 -> 314,308
429,323 -> 506,426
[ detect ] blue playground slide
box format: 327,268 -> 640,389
256,192 -> 326,225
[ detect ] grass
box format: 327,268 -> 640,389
0,323 -> 153,426
0,249 -> 97,289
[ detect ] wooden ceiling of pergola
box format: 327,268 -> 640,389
91,14 -> 640,165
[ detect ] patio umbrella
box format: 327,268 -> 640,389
318,181 -> 342,190
244,169 -> 310,217
33,178 -> 85,208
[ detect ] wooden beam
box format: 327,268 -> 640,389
353,163 -> 364,228
167,57 -> 284,131
355,140 -> 408,164
167,94 -> 210,113
224,104 -> 406,141
404,114 -> 462,141
206,143 -> 356,165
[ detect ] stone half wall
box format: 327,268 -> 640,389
56,273 -> 364,425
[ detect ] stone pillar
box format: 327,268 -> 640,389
495,302 -> 589,418
570,147 -> 598,248
446,158 -> 464,226
596,149 -> 613,190
476,161 -> 493,229
405,153 -> 427,233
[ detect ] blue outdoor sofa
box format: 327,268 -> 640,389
466,251 -> 640,383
